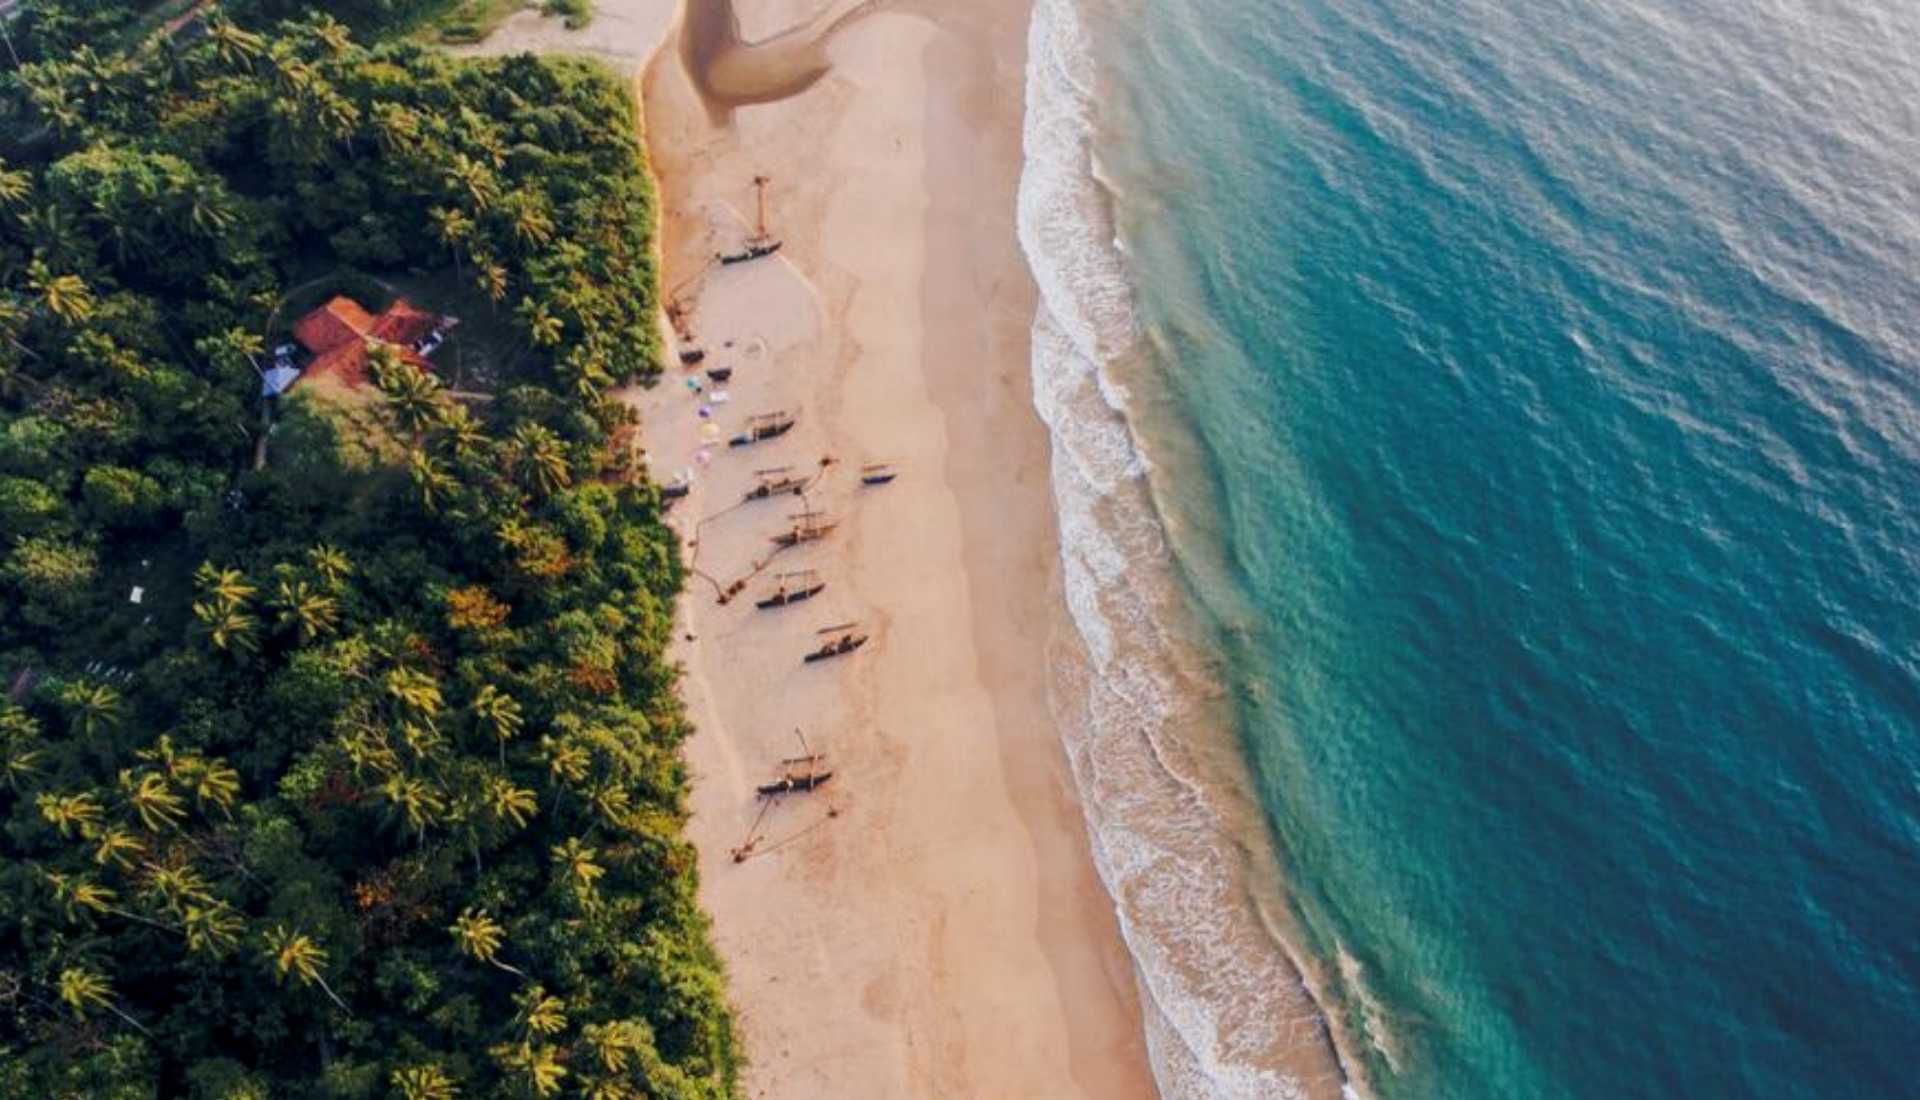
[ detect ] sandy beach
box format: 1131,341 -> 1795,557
472,0 -> 1158,1095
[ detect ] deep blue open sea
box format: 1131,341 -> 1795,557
1024,0 -> 1920,1096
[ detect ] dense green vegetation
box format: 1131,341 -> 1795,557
0,9 -> 735,1099
9,0 -> 593,54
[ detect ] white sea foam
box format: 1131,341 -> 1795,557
1017,1 -> 1347,1097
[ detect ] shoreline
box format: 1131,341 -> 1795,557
630,1 -> 1158,1096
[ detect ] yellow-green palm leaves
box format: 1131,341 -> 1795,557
263,925 -> 349,1012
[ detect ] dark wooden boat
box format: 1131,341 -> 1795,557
755,578 -> 825,609
771,517 -> 837,548
729,412 -> 796,447
756,768 -> 833,795
706,367 -> 734,383
718,240 -> 782,265
661,482 -> 691,500
719,177 -> 783,266
679,348 -> 707,365
744,467 -> 807,501
804,624 -> 868,663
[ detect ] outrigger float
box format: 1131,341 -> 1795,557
729,411 -> 797,448
718,176 -> 784,265
804,621 -> 868,664
744,466 -> 808,502
756,569 -> 825,609
772,510 -> 837,548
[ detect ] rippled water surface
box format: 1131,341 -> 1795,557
1037,0 -> 1920,1095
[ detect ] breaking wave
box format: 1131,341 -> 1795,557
1016,0 -> 1351,1096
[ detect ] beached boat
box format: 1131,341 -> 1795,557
729,411 -> 797,447
861,462 -> 898,486
756,767 -> 833,795
804,622 -> 868,663
718,177 -> 783,265
756,570 -> 826,609
744,466 -> 807,501
756,732 -> 833,796
706,366 -> 733,383
771,510 -> 836,547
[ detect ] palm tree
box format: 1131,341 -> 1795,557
142,863 -> 214,914
487,777 -> 537,830
551,838 -> 604,906
262,926 -> 350,1012
408,450 -> 457,515
379,774 -> 446,841
517,300 -> 564,348
512,984 -> 568,1037
36,790 -> 104,837
507,424 -> 572,497
445,154 -> 499,212
56,967 -> 150,1034
193,602 -> 260,654
25,261 -> 93,326
470,685 -> 523,760
194,563 -> 257,609
91,826 -> 145,869
299,12 -> 354,58
392,1065 -> 460,1100
44,872 -> 117,920
176,756 -> 241,816
491,1041 -> 568,1099
62,682 -> 123,738
120,769 -> 187,832
273,580 -> 340,643
385,668 -> 443,721
0,165 -> 31,207
307,544 -> 351,588
581,1020 -> 641,1074
449,906 -> 527,977
182,902 -> 243,957
372,346 -> 444,442
205,14 -> 266,71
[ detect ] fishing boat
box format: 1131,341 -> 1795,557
718,176 -> 784,265
804,622 -> 868,663
771,510 -> 837,548
756,570 -> 825,609
729,411 -> 797,447
860,462 -> 898,486
706,366 -> 734,383
756,731 -> 833,796
744,466 -> 807,501
679,348 -> 707,366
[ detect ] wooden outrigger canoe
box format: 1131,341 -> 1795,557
771,510 -> 836,547
744,466 -> 807,501
755,571 -> 825,609
804,622 -> 868,663
730,412 -> 797,447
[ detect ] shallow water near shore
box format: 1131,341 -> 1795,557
1026,0 -> 1920,1097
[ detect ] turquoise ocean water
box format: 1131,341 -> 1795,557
1020,0 -> 1920,1097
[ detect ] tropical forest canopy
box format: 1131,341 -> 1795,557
0,6 -> 736,1099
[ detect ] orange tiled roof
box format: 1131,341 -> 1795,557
292,296 -> 378,355
288,296 -> 441,392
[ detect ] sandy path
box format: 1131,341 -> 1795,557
632,1 -> 1160,1096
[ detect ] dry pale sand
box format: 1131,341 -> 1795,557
628,1 -> 1160,1097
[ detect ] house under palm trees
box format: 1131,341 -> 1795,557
276,295 -> 457,394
